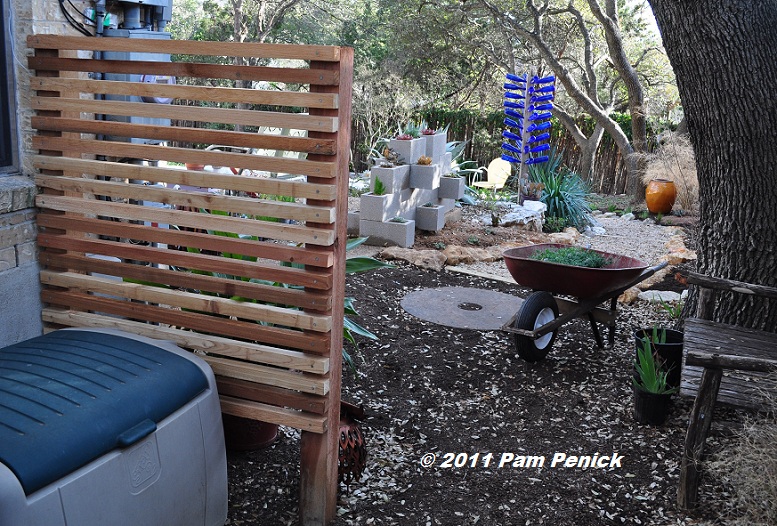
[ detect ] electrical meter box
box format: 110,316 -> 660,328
101,30 -> 172,144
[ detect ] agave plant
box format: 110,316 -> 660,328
342,237 -> 394,373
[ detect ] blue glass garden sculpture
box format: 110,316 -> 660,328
501,73 -> 555,172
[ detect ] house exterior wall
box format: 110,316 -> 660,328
1,0 -> 91,345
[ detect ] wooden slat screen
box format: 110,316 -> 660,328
28,34 -> 353,523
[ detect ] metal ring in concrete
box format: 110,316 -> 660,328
401,286 -> 524,330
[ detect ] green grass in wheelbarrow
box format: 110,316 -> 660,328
529,246 -> 613,268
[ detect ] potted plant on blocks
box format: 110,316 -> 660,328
633,334 -> 678,425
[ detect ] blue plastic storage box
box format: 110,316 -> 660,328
0,328 -> 228,526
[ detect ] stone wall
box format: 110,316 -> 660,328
0,176 -> 41,346
2,0 -> 90,345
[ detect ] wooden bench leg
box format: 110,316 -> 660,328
678,366 -> 723,509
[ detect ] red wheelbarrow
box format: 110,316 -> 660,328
502,243 -> 668,361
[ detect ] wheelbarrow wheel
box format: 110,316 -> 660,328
513,291 -> 559,362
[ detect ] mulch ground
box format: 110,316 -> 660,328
226,256 -> 750,526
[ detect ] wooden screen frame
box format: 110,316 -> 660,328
28,34 -> 353,524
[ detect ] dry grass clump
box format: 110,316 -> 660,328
642,132 -> 699,212
707,381 -> 777,525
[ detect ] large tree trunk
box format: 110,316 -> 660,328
648,0 -> 777,330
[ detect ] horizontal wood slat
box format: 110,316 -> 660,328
37,252 -> 331,312
32,135 -> 336,179
685,318 -> 777,362
28,57 -> 339,86
28,34 -> 341,62
31,77 -> 339,109
681,318 -> 777,409
216,376 -> 328,415
207,356 -> 329,396
37,233 -> 332,290
35,174 -> 336,224
33,156 -> 338,201
32,96 -> 338,134
41,289 -> 330,354
36,194 -> 335,246
41,270 -> 332,332
36,213 -> 333,270
31,116 -> 337,156
41,308 -> 329,373
220,396 -> 327,434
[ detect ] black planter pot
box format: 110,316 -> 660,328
633,387 -> 672,425
634,328 -> 684,389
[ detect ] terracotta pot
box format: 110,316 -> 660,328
221,414 -> 278,451
185,162 -> 206,171
645,179 -> 677,214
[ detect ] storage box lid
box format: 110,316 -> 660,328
0,330 -> 209,495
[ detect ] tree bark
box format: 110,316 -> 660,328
648,0 -> 777,330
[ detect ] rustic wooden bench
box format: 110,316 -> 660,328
28,35 -> 353,525
677,271 -> 777,509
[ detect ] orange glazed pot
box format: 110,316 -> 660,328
645,179 -> 677,214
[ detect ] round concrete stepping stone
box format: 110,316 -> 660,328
401,286 -> 523,330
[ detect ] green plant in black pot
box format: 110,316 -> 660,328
633,326 -> 684,389
633,335 -> 677,425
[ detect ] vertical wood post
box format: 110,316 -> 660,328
299,46 -> 353,525
678,366 -> 722,509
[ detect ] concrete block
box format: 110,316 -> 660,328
0,260 -> 43,347
409,164 -> 440,189
359,192 -> 402,222
16,241 -> 38,266
423,133 -> 447,162
347,211 -> 361,236
404,188 -> 437,216
415,205 -> 445,232
0,220 -> 37,249
360,219 -> 416,248
389,137 -> 424,165
371,165 -> 410,194
0,177 -> 37,214
438,176 -> 465,200
443,152 -> 453,172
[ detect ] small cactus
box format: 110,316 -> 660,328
417,155 -> 433,165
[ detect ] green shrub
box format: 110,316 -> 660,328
543,216 -> 567,233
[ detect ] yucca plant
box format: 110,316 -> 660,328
528,147 -> 592,230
